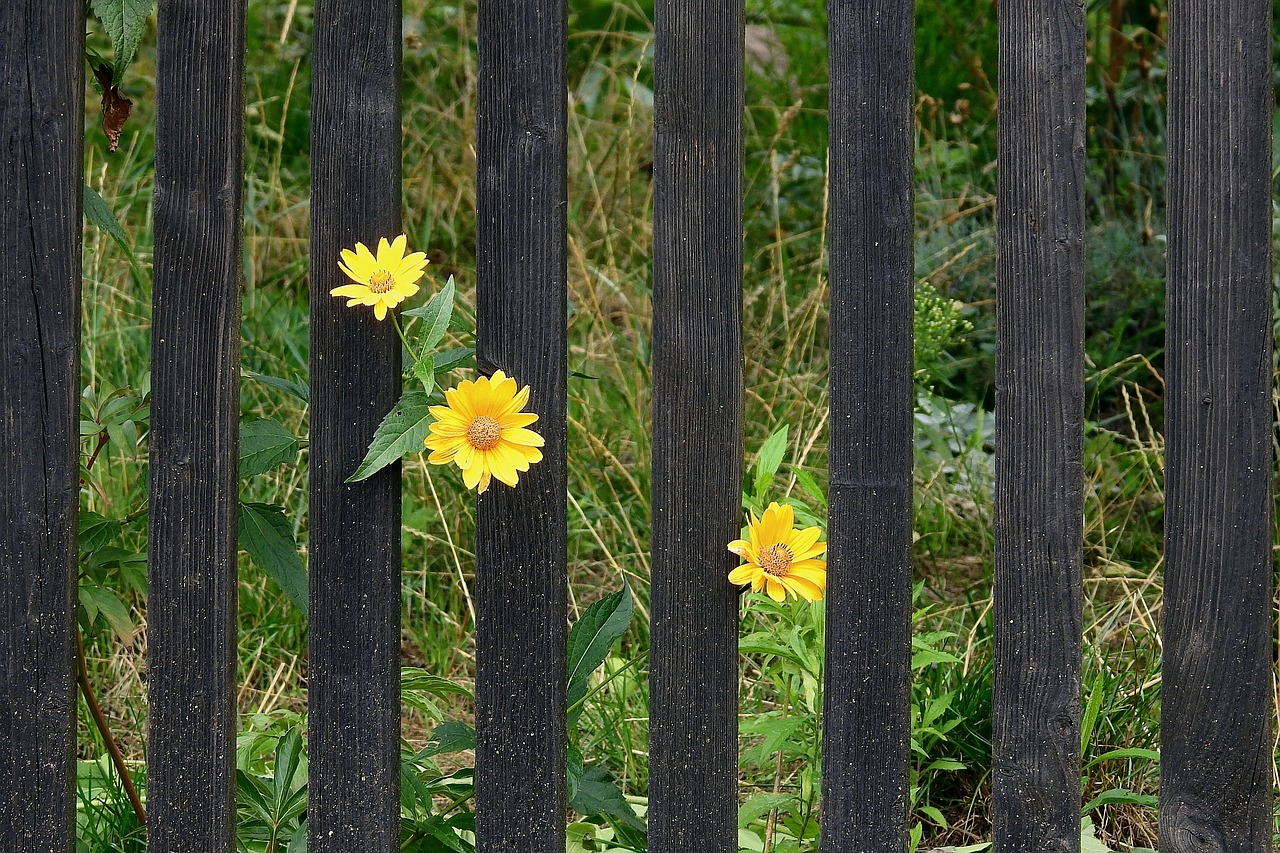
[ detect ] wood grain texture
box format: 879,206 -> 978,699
1160,2 -> 1273,851
308,0 -> 403,849
820,1 -> 914,850
993,1 -> 1085,850
147,2 -> 247,849
0,2 -> 83,849
473,0 -> 569,850
648,0 -> 743,848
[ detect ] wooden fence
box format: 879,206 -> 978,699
1,0 -> 1273,851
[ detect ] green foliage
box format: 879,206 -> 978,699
347,391 -> 438,483
88,0 -> 153,83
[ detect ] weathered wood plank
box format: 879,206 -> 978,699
307,0 -> 403,848
648,0 -> 744,848
820,1 -> 914,849
473,0 -> 569,850
1160,2 -> 1273,851
0,2 -> 83,849
147,1 -> 247,849
993,0 -> 1086,850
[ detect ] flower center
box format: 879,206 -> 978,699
367,270 -> 394,294
466,416 -> 502,450
759,543 -> 793,578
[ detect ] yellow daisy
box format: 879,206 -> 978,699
728,502 -> 827,602
331,234 -> 429,320
424,370 -> 545,494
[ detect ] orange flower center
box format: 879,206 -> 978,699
759,543 -> 793,578
368,270 -> 395,294
466,416 -> 502,450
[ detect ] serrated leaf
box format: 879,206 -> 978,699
89,0 -> 153,82
566,586 -> 634,726
237,502 -> 307,614
753,424 -> 789,498
82,185 -> 133,256
244,371 -> 310,403
417,722 -> 475,760
347,391 -> 434,483
79,585 -> 134,639
412,355 -> 435,395
79,510 -> 122,554
403,277 -> 455,352
569,776 -> 644,830
239,417 -> 300,477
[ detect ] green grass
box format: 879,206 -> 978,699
72,0 -> 1278,850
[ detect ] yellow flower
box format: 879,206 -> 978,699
331,235 -> 429,320
424,370 -> 545,494
728,502 -> 827,602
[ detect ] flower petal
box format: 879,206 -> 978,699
378,234 -> 407,271
331,283 -> 371,298
500,427 -> 544,447
765,579 -> 787,602
728,564 -> 758,585
499,411 -> 539,429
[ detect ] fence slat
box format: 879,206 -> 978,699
820,1 -> 914,849
1161,2 -> 1273,849
473,0 -> 569,849
148,0 -> 246,845
648,1 -> 743,848
146,2 -> 246,849
308,1 -> 403,849
0,2 -> 83,849
993,0 -> 1085,849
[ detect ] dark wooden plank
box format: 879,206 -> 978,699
820,0 -> 914,849
992,0 -> 1086,849
473,0 -> 568,849
0,2 -> 83,849
308,0 -> 403,848
147,1 -> 247,849
648,0 -> 743,848
1160,2 -> 1273,850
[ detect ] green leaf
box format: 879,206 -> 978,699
432,347 -> 474,373
569,771 -> 644,830
403,277 -> 455,352
1080,670 -> 1104,756
88,0 -> 153,81
239,417 -> 300,477
346,391 -> 434,483
566,586 -> 634,726
1081,788 -> 1158,816
237,502 -> 307,614
1084,746 -> 1160,769
244,371 -> 310,404
79,584 -> 134,639
82,185 -> 134,256
753,424 -> 789,499
412,354 -> 436,395
738,793 -> 794,827
79,510 -> 122,554
417,722 -> 475,760
792,467 -> 827,508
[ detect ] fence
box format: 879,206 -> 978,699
1,0 -> 1273,851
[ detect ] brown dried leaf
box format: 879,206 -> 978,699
92,62 -> 133,153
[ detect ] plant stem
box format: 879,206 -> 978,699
391,312 -> 419,364
76,629 -> 147,826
